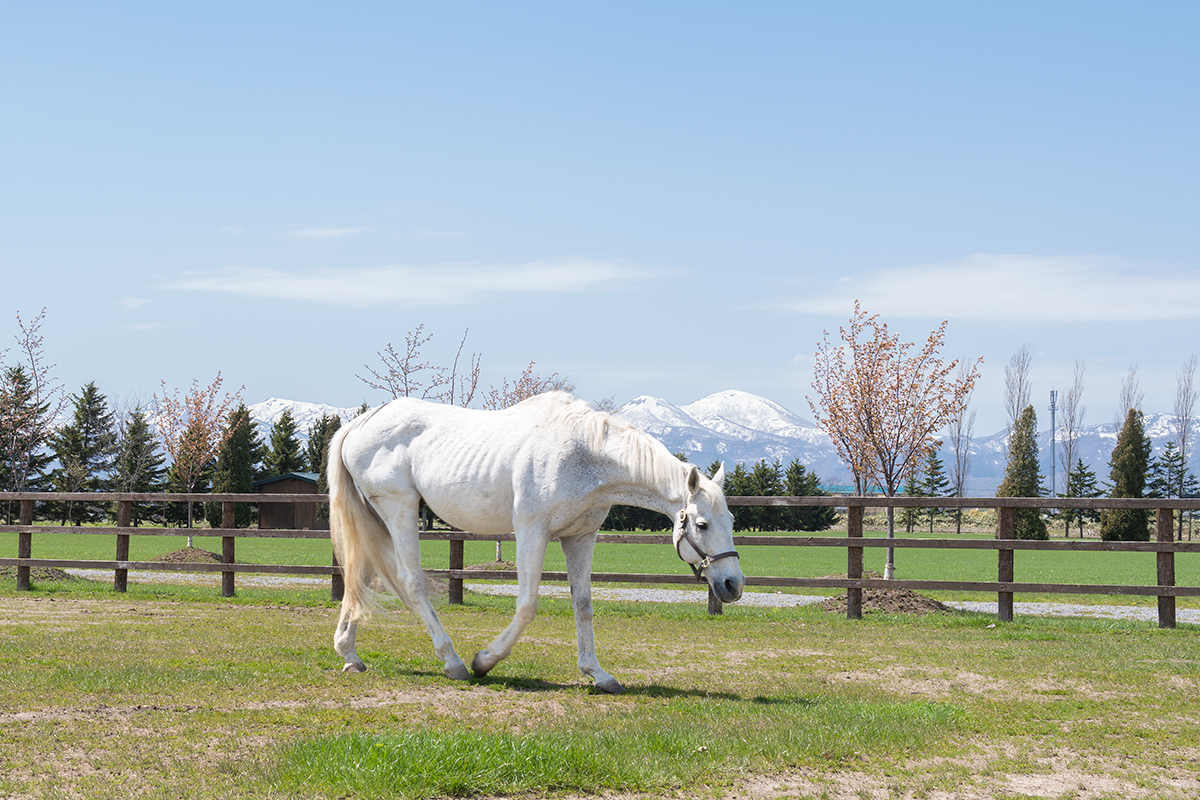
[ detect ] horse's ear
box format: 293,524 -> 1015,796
712,463 -> 726,489
686,465 -> 702,495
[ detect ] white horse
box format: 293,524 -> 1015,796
328,391 -> 743,693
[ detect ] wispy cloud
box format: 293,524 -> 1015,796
116,297 -> 152,311
282,226 -> 371,239
775,254 -> 1200,322
162,260 -> 672,306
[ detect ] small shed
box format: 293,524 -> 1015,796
254,472 -> 326,530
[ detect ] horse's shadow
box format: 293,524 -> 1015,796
402,669 -> 802,705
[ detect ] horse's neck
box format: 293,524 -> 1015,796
598,433 -> 689,516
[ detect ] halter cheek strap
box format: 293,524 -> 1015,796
675,510 -> 739,582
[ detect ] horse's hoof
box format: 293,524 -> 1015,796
471,651 -> 493,678
445,663 -> 471,681
595,679 -> 625,694
342,661 -> 367,674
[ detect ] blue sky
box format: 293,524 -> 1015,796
3,2 -> 1199,436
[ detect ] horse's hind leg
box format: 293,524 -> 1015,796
471,526 -> 550,678
334,602 -> 367,673
560,532 -> 623,693
373,496 -> 471,681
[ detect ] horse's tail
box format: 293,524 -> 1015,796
328,417 -> 392,620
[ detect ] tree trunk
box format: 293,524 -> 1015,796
884,506 -> 896,579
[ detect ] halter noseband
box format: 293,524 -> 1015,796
675,510 -> 739,582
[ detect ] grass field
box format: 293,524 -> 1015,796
0,578 -> 1197,799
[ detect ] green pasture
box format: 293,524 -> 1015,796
0,583 -> 1197,799
3,525 -> 1198,608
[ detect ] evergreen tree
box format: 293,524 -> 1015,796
50,382 -> 118,525
724,461 -> 755,532
0,366 -> 54,522
112,409 -> 167,526
996,404 -> 1048,540
205,404 -> 265,528
747,459 -> 784,531
1148,441 -> 1186,500
264,410 -> 305,476
783,459 -> 837,531
919,447 -> 951,533
901,471 -> 923,533
1101,408 -> 1152,541
307,413 -> 342,523
1062,458 -> 1101,537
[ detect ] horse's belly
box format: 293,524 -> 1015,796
422,487 -> 515,535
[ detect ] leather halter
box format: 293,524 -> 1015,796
674,510 -> 739,582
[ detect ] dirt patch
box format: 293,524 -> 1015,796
466,560 -> 517,571
0,565 -> 71,582
154,547 -> 223,564
819,571 -> 956,616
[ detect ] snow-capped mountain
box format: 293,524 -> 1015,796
248,398 -> 359,448
248,395 -> 1197,497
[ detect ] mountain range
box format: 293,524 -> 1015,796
248,391 -> 1196,497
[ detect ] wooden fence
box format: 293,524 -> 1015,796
2,492 -> 1198,628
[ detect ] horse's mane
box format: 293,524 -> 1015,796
540,392 -> 689,495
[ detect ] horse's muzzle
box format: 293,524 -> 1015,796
710,572 -> 744,603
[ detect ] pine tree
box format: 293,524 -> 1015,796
919,447 -> 951,533
901,471 -> 923,533
748,459 -> 784,531
264,410 -> 305,476
1101,408 -> 1152,542
0,366 -> 54,523
725,462 -> 754,532
996,405 -> 1048,540
1062,458 -> 1101,537
112,409 -> 167,526
50,382 -> 118,525
205,404 -> 264,528
307,414 -> 342,523
783,459 -> 837,532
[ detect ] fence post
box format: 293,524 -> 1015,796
114,500 -> 132,592
331,550 -> 345,602
847,503 -> 864,620
448,538 -> 464,605
997,505 -> 1015,622
1157,507 -> 1176,629
221,501 -> 236,598
16,500 -> 33,591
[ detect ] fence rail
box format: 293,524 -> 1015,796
2,492 -> 1197,627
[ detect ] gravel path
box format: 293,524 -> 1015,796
64,569 -> 1198,624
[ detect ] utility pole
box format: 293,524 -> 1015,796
1049,389 -> 1058,497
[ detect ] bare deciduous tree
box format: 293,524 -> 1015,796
358,325 -> 481,407
154,373 -> 243,543
808,301 -> 981,578
1004,343 -> 1033,440
947,361 -> 977,535
1056,360 -> 1086,534
481,362 -> 576,410
1173,354 -> 1197,540
1115,363 -> 1144,429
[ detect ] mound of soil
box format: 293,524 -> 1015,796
819,571 -> 956,616
465,561 -> 517,572
0,566 -> 71,582
155,547 -> 223,564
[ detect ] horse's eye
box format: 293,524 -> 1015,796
696,520 -> 709,530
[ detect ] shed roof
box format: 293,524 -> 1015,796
253,472 -> 320,488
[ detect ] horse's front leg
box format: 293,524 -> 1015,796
560,532 -> 623,693
471,527 -> 549,678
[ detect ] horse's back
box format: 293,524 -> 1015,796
341,394 -> 598,534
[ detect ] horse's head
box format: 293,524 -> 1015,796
673,464 -> 744,603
